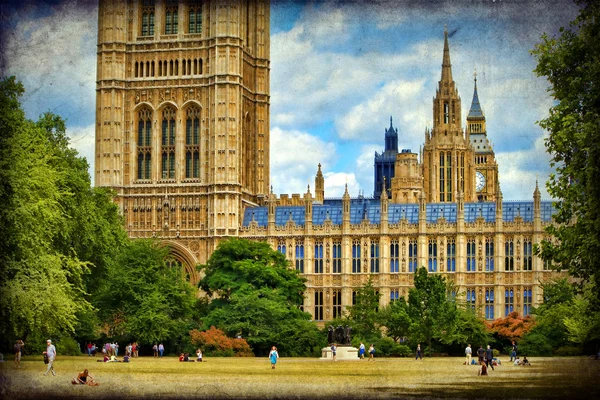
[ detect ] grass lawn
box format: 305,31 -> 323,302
1,354 -> 598,399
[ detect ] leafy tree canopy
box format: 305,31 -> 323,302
95,239 -> 196,345
198,238 -> 321,356
346,278 -> 382,339
532,0 -> 600,300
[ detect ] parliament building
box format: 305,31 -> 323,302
95,0 -> 562,323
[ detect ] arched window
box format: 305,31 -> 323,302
189,1 -> 202,34
141,0 -> 155,36
185,106 -> 201,179
161,106 -> 176,180
137,107 -> 152,180
165,1 -> 178,34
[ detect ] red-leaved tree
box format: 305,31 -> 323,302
487,311 -> 536,345
189,326 -> 254,357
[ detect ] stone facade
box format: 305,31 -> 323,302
96,1 -> 563,323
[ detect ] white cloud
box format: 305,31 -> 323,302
336,79 -> 426,140
323,172 -> 360,198
496,135 -> 552,200
4,2 -> 98,126
270,127 -> 337,195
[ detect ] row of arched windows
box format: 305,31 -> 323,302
140,1 -> 203,37
136,106 -> 201,181
134,58 -> 203,78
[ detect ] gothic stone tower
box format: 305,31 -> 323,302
95,0 -> 270,279
466,73 -> 499,201
422,28 -> 476,203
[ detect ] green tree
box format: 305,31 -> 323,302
379,297 -> 411,342
0,77 -> 91,346
407,267 -> 458,356
532,0 -> 600,300
346,278 -> 382,339
198,238 -> 321,356
96,239 -> 196,345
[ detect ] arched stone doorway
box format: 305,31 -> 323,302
161,240 -> 200,285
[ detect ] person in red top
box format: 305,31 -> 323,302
87,342 -> 93,356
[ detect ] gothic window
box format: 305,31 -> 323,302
161,107 -> 176,180
505,238 -> 514,271
485,289 -> 495,320
165,0 -> 178,34
444,102 -> 449,124
188,1 -> 202,34
523,238 -> 533,271
370,241 -> 379,273
141,0 -> 155,36
408,239 -> 417,272
459,152 -> 465,194
390,289 -> 399,303
185,106 -> 201,179
439,152 -> 445,202
446,152 -> 452,201
467,238 -> 476,272
352,290 -> 357,306
428,239 -> 438,272
485,237 -> 494,272
137,108 -> 152,180
314,290 -> 323,321
447,239 -> 456,272
390,240 -> 399,273
332,290 -> 342,319
504,288 -> 514,316
466,289 -> 476,310
314,241 -> 323,274
523,287 -> 532,316
277,241 -> 286,256
295,244 -> 304,273
352,240 -> 361,273
332,241 -> 342,273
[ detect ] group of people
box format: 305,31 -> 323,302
464,341 -> 529,376
152,343 -> 165,357
178,349 -> 203,362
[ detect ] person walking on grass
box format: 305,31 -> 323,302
359,342 -> 365,359
14,339 -> 24,369
415,343 -> 423,360
159,343 -> 164,358
153,343 -> 158,358
269,346 -> 279,369
331,343 -> 337,361
465,344 -> 472,365
485,345 -> 495,371
43,339 -> 56,376
368,344 -> 375,360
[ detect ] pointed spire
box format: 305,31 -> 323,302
441,27 -> 453,83
468,69 -> 484,118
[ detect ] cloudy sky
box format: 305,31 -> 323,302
1,0 -> 580,200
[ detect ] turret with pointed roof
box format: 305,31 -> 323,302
374,116 -> 400,199
422,28 -> 473,203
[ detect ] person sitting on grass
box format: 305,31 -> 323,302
196,349 -> 203,362
179,353 -> 185,361
72,369 -> 99,386
478,361 -> 488,376
513,356 -> 521,366
123,354 -> 130,363
522,356 -> 530,366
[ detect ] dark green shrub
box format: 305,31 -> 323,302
519,333 -> 553,356
554,346 -> 582,356
56,336 -> 82,356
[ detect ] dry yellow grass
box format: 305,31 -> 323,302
1,355 -> 598,399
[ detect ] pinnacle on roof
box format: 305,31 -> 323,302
441,27 -> 453,83
468,70 -> 484,118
